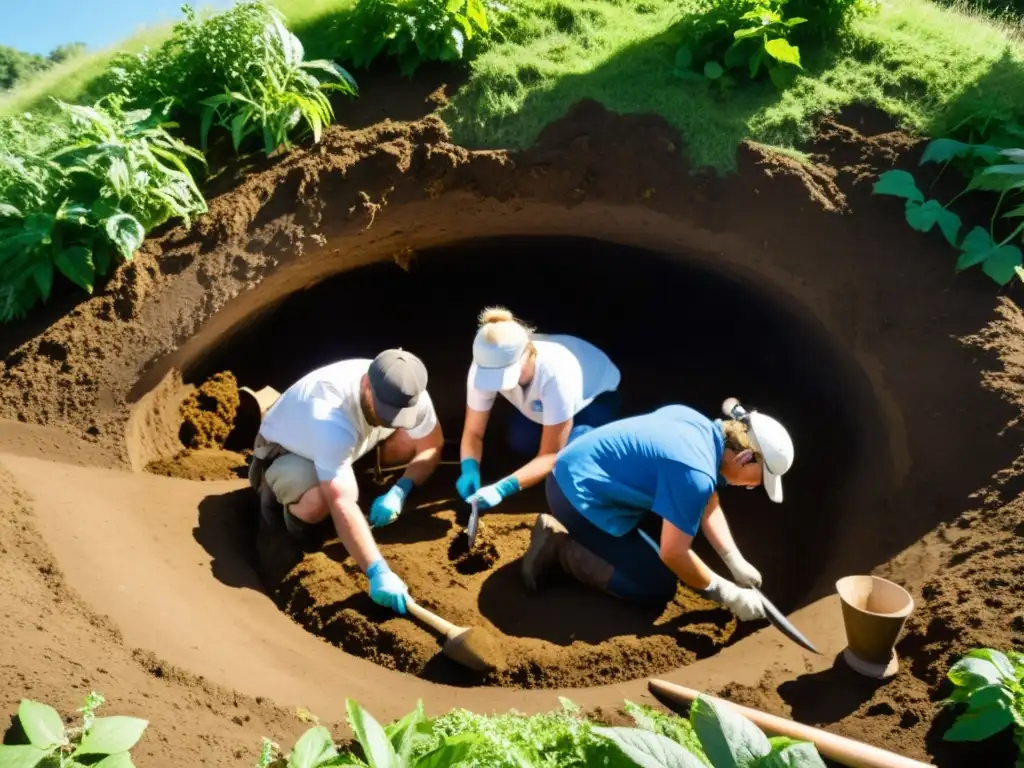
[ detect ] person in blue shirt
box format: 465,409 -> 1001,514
521,398 -> 795,621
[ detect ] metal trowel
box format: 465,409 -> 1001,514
636,529 -> 820,655
465,499 -> 480,549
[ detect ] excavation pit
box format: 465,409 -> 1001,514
179,234 -> 887,689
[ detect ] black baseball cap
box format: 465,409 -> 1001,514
367,349 -> 428,429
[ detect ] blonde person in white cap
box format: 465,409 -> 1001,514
519,398 -> 794,623
455,307 -> 622,511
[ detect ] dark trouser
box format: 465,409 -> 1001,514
507,389 -> 622,456
544,474 -> 677,603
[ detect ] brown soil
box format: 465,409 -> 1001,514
147,447 -> 249,480
179,371 -> 241,450
0,63 -> 1022,767
267,505 -> 736,689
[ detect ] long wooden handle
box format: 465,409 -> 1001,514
406,599 -> 459,638
648,680 -> 934,768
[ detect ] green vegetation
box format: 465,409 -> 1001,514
107,1 -> 358,155
255,694 -> 827,767
941,647 -> 1024,761
0,97 -> 207,321
0,691 -> 149,767
873,132 -> 1024,286
0,43 -> 86,91
341,0 -> 498,77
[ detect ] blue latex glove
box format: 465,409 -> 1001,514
455,458 -> 482,500
369,477 -> 413,528
467,475 -> 520,511
366,558 -> 409,615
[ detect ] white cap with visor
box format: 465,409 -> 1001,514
722,397 -> 795,503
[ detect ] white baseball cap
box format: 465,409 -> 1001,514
722,398 -> 794,503
469,318 -> 530,392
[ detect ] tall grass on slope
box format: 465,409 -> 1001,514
441,0 -> 1024,171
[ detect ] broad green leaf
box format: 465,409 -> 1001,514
230,112 -> 252,152
691,696 -> 771,768
104,213 -> 145,263
873,170 -> 923,203
466,0 -> 488,32
734,27 -> 766,40
74,716 -> 148,755
200,107 -> 217,152
289,726 -> 338,768
785,17 -> 807,26
0,203 -> 21,218
944,706 -> 1014,742
674,46 -> 693,69
32,260 -> 53,302
956,227 -> 1000,271
592,726 -> 707,768
981,244 -> 1023,286
94,754 -> 135,768
752,741 -> 826,767
704,61 -> 725,80
385,701 -> 424,762
920,138 -> 970,165
18,700 -> 65,750
966,684 -> 1014,711
999,148 -> 1024,163
764,38 -> 801,68
965,649 -> 1016,681
0,745 -> 49,768
345,700 -> 397,768
904,199 -> 961,246
414,733 -> 480,768
970,164 -> 1024,193
1004,204 -> 1024,219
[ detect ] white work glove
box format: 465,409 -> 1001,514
702,572 -> 766,622
720,549 -> 762,588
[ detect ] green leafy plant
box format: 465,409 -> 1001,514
941,647 -> 1024,762
342,0 -> 496,77
0,96 -> 206,321
673,1 -> 806,90
199,10 -> 357,155
0,691 -> 148,767
595,694 -> 826,768
108,2 -> 356,156
873,138 -> 1024,286
256,700 -> 480,768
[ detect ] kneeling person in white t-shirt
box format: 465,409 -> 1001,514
455,307 -> 622,511
248,349 -> 444,615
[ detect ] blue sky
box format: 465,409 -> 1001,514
1,0 -> 233,56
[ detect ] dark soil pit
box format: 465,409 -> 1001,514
183,234 -> 890,689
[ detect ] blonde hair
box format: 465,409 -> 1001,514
722,419 -> 755,453
478,306 -> 536,353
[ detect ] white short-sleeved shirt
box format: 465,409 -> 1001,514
466,334 -> 621,426
259,359 -> 438,483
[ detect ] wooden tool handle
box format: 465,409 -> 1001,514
406,599 -> 458,637
648,680 -> 934,768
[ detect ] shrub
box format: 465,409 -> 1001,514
107,1 -> 357,155
673,0 -> 878,90
940,647 -> 1024,762
341,0 -> 500,77
0,96 -> 206,322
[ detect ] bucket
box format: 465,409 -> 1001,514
836,575 -> 915,679
236,386 -> 281,446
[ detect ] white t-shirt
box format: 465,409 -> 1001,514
466,334 -> 621,426
260,359 -> 438,483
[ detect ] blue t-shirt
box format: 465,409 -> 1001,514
551,405 -> 725,537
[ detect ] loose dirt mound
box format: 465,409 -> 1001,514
145,371 -> 249,480
264,505 -> 736,689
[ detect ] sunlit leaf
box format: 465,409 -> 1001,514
75,716 -> 149,755
289,726 -> 338,768
592,726 -> 707,768
691,696 -> 771,768
104,213 -> 145,263
764,38 -> 801,68
17,700 -> 65,750
345,700 -> 397,768
0,745 -> 49,768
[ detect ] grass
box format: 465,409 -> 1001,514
3,0 -> 1024,172
442,0 -> 1024,170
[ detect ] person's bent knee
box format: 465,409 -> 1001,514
608,567 -> 677,604
264,454 -> 322,521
